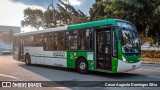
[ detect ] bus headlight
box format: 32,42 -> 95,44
122,56 -> 126,62
137,57 -> 141,61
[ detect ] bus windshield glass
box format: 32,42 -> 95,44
121,30 -> 141,54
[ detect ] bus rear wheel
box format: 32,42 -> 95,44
25,54 -> 31,65
76,58 -> 88,74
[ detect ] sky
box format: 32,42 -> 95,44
0,0 -> 94,32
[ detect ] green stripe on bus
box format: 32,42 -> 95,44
67,19 -> 115,30
112,57 -> 118,73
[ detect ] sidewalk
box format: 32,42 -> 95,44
141,47 -> 160,50
142,61 -> 160,64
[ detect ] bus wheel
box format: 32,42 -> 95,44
25,54 -> 31,65
76,58 -> 88,74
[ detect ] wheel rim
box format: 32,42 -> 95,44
79,62 -> 86,70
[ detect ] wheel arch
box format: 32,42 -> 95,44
75,56 -> 88,69
76,56 -> 86,65
25,53 -> 30,59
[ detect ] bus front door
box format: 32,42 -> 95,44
96,29 -> 112,71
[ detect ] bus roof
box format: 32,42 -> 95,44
14,19 -> 125,36
67,19 -> 115,30
14,26 -> 67,36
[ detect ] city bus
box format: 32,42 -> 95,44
13,19 -> 141,73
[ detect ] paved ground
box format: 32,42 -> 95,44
0,56 -> 160,90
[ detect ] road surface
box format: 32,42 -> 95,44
0,56 -> 159,90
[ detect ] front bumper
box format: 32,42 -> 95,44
117,60 -> 141,73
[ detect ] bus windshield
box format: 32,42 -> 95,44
120,29 -> 141,54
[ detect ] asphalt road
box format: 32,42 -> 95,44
0,56 -> 160,90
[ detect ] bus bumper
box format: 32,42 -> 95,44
117,60 -> 141,73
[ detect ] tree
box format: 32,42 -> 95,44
56,0 -> 88,25
21,0 -> 88,30
89,0 -> 160,37
115,0 -> 160,37
21,8 -> 44,30
89,0 -> 106,21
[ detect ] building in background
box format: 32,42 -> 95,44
0,25 -> 20,55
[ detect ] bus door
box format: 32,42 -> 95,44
96,28 -> 112,71
19,38 -> 24,60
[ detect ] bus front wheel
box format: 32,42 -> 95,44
76,58 -> 88,74
25,54 -> 31,65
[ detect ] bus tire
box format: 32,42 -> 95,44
76,58 -> 88,74
25,54 -> 31,65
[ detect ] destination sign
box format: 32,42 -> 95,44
116,21 -> 135,29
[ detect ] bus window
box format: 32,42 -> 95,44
79,29 -> 93,50
65,31 -> 69,50
51,31 -> 65,50
113,31 -> 117,57
57,31 -> 65,50
65,30 -> 77,50
24,36 -> 27,46
24,35 -> 34,46
50,33 -> 54,50
71,31 -> 77,50
44,33 -> 52,51
53,32 -> 57,50
34,34 -> 43,47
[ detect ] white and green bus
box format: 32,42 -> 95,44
13,19 -> 141,73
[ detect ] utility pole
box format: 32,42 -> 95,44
63,0 -> 70,10
47,0 -> 57,28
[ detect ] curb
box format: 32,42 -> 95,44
142,61 -> 160,65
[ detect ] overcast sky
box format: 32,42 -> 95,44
0,0 -> 94,32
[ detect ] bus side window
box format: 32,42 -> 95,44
65,31 -> 70,50
65,30 -> 77,50
57,31 -> 65,50
50,33 -> 54,50
34,34 -> 43,47
70,30 -> 78,50
52,32 -> 57,50
113,31 -> 118,57
25,35 -> 33,46
51,31 -> 65,51
79,29 -> 93,50
43,33 -> 52,51
24,37 -> 28,46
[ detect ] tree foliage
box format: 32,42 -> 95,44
21,0 -> 88,30
89,0 -> 160,37
21,8 -> 44,30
